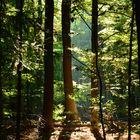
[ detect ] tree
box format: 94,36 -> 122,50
15,0 -> 24,139
0,1 -> 4,132
134,0 -> 140,85
0,0 -> 140,138
128,1 -> 134,139
42,0 -> 54,132
91,0 -> 104,139
0,48 -> 3,131
62,0 -> 79,121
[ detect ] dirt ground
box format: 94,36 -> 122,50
6,126 -> 140,140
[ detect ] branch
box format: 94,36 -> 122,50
75,8 -> 92,31
72,54 -> 95,74
76,4 -> 91,16
109,11 -> 131,18
99,32 -> 120,47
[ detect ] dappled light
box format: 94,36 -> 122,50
0,0 -> 140,139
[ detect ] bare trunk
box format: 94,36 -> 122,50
91,0 -> 105,139
43,0 -> 54,130
128,1 -> 134,140
15,0 -> 23,139
0,2 -> 3,131
134,0 -> 140,86
62,0 -> 79,121
0,42 -> 3,133
16,62 -> 22,140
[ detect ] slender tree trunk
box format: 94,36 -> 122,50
16,62 -> 22,140
26,80 -> 32,116
37,0 -> 42,55
128,1 -> 134,140
15,0 -> 23,139
134,0 -> 140,85
43,0 -> 54,131
0,64 -> 3,127
32,0 -> 36,36
0,2 -> 3,132
0,42 -> 3,135
62,0 -> 79,121
91,0 -> 104,139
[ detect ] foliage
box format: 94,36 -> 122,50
53,104 -> 65,121
0,0 -> 140,137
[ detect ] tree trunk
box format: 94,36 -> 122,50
134,0 -> 140,86
0,1 -> 3,132
43,0 -> 54,131
15,0 -> 23,139
16,62 -> 22,140
0,41 -> 3,136
62,0 -> 79,121
91,0 -> 104,139
128,1 -> 134,140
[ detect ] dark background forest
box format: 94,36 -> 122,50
0,0 -> 140,139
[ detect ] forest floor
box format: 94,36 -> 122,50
6,124 -> 140,140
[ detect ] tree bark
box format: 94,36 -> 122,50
15,0 -> 23,139
134,0 -> 140,86
62,0 -> 79,121
0,41 -> 3,136
91,0 -> 105,139
128,1 -> 134,140
43,0 -> 54,131
0,1 -> 4,132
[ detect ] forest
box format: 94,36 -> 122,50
0,0 -> 140,139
